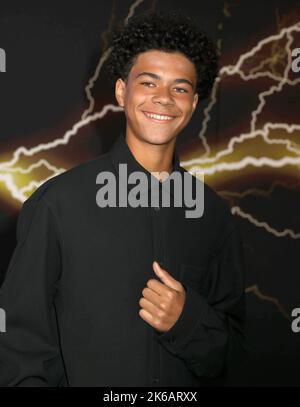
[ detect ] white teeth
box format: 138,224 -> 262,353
144,112 -> 174,121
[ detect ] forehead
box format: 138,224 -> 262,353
129,50 -> 197,79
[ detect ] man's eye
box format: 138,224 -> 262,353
175,88 -> 188,93
140,82 -> 188,93
140,81 -> 155,87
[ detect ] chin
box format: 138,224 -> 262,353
140,131 -> 176,145
145,137 -> 173,146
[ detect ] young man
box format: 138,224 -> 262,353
0,11 -> 245,386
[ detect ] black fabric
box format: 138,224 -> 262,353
0,133 -> 246,386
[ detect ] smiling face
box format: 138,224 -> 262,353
115,50 -> 199,147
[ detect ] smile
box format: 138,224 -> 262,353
142,111 -> 177,122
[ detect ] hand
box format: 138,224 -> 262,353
138,261 -> 186,333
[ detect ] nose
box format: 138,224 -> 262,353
152,86 -> 174,106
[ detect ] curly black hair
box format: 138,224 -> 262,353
106,10 -> 219,99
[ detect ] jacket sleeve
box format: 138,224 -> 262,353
0,195 -> 67,386
156,219 -> 246,382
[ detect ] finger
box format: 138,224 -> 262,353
152,261 -> 180,291
139,296 -> 160,317
138,308 -> 154,325
142,286 -> 164,309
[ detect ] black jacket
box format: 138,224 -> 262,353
0,133 -> 245,386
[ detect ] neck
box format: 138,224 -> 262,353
125,133 -> 176,181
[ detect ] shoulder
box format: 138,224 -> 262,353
179,165 -> 239,246
16,153 -> 112,240
24,152 -> 112,206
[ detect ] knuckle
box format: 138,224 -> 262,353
155,319 -> 164,330
157,310 -> 165,319
147,279 -> 155,287
167,290 -> 175,300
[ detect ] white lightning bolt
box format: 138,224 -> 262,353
196,22 -> 300,158
231,206 -> 300,239
0,12 -> 299,245
82,0 -> 145,119
0,0 -> 144,201
246,284 -> 291,320
182,123 -> 300,168
219,180 -> 300,199
0,104 -> 122,170
250,30 -> 300,132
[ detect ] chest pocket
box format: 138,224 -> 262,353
179,263 -> 206,294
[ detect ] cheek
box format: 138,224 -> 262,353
178,100 -> 194,118
125,89 -> 147,112
124,96 -> 144,124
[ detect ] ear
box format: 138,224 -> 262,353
191,92 -> 199,113
115,78 -> 126,108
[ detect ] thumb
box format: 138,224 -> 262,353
152,261 -> 178,290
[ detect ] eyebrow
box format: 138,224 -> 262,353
135,71 -> 194,89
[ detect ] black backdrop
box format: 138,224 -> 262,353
0,0 -> 300,386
